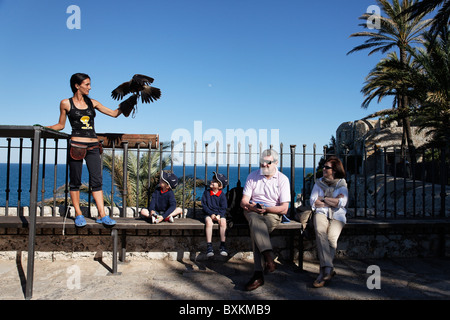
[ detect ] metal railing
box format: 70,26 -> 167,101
1,126 -> 449,220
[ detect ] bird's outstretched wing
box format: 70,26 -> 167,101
111,81 -> 132,100
140,85 -> 161,103
132,74 -> 154,86
112,74 -> 154,100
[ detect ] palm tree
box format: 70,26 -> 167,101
403,0 -> 449,38
102,144 -> 171,208
348,0 -> 431,166
360,51 -> 418,136
361,26 -> 449,153
407,27 -> 450,149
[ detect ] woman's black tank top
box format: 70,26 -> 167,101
67,96 -> 97,139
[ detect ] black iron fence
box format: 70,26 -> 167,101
1,125 -> 449,220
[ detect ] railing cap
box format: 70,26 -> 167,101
0,125 -> 69,139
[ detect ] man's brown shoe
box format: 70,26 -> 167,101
245,274 -> 264,291
263,250 -> 276,273
323,269 -> 336,281
265,259 -> 276,273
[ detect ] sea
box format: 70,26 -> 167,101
0,164 -> 314,207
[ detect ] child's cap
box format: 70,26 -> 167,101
161,171 -> 178,189
212,171 -> 228,189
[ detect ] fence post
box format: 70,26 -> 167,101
280,143 -> 284,173
248,144 -> 252,174
18,138 -> 24,215
146,142 -> 152,208
159,142 -> 163,173
135,142 -> 141,217
440,147 -> 447,218
5,138 -> 11,216
171,140 -> 174,172
52,139 -> 59,216
111,140 -> 116,215
438,146 -> 448,257
238,142 -> 241,182
204,143 -> 208,190
41,138 -> 47,216
290,145 -> 296,217
182,142 -> 186,218
193,141 -> 198,216
227,144 -> 231,192
122,141 -> 129,217
25,126 -> 42,300
302,144 -> 306,202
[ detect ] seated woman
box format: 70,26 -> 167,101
310,156 -> 348,288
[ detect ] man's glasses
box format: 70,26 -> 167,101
260,160 -> 273,166
323,165 -> 333,170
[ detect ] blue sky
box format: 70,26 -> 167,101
0,0 -> 386,165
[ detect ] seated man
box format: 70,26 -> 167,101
240,149 -> 291,291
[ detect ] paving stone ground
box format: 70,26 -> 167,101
1,256 -> 449,301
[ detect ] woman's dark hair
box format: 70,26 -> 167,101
70,73 -> 90,94
326,156 -> 346,179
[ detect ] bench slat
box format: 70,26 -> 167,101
0,216 -> 303,230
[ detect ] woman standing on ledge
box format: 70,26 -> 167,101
310,156 -> 348,288
47,73 -> 122,227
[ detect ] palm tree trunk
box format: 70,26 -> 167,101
399,48 -> 417,170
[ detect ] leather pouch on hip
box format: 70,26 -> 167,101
70,142 -> 88,160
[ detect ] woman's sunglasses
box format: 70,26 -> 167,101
323,165 -> 333,170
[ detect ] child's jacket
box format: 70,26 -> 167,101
201,189 -> 227,217
148,187 -> 177,219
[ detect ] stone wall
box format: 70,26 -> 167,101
1,223 -> 448,262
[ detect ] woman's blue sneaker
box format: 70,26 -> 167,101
96,215 -> 116,226
74,215 -> 87,227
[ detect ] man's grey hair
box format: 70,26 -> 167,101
260,149 -> 279,163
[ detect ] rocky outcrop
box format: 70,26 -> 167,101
335,119 -> 432,157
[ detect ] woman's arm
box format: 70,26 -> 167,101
323,187 -> 348,208
92,99 -> 122,118
47,100 -> 69,131
310,184 -> 326,209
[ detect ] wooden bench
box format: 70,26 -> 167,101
0,215 -> 303,275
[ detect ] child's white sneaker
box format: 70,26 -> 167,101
206,243 -> 214,257
219,244 -> 228,257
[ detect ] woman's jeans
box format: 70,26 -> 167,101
313,213 -> 344,268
